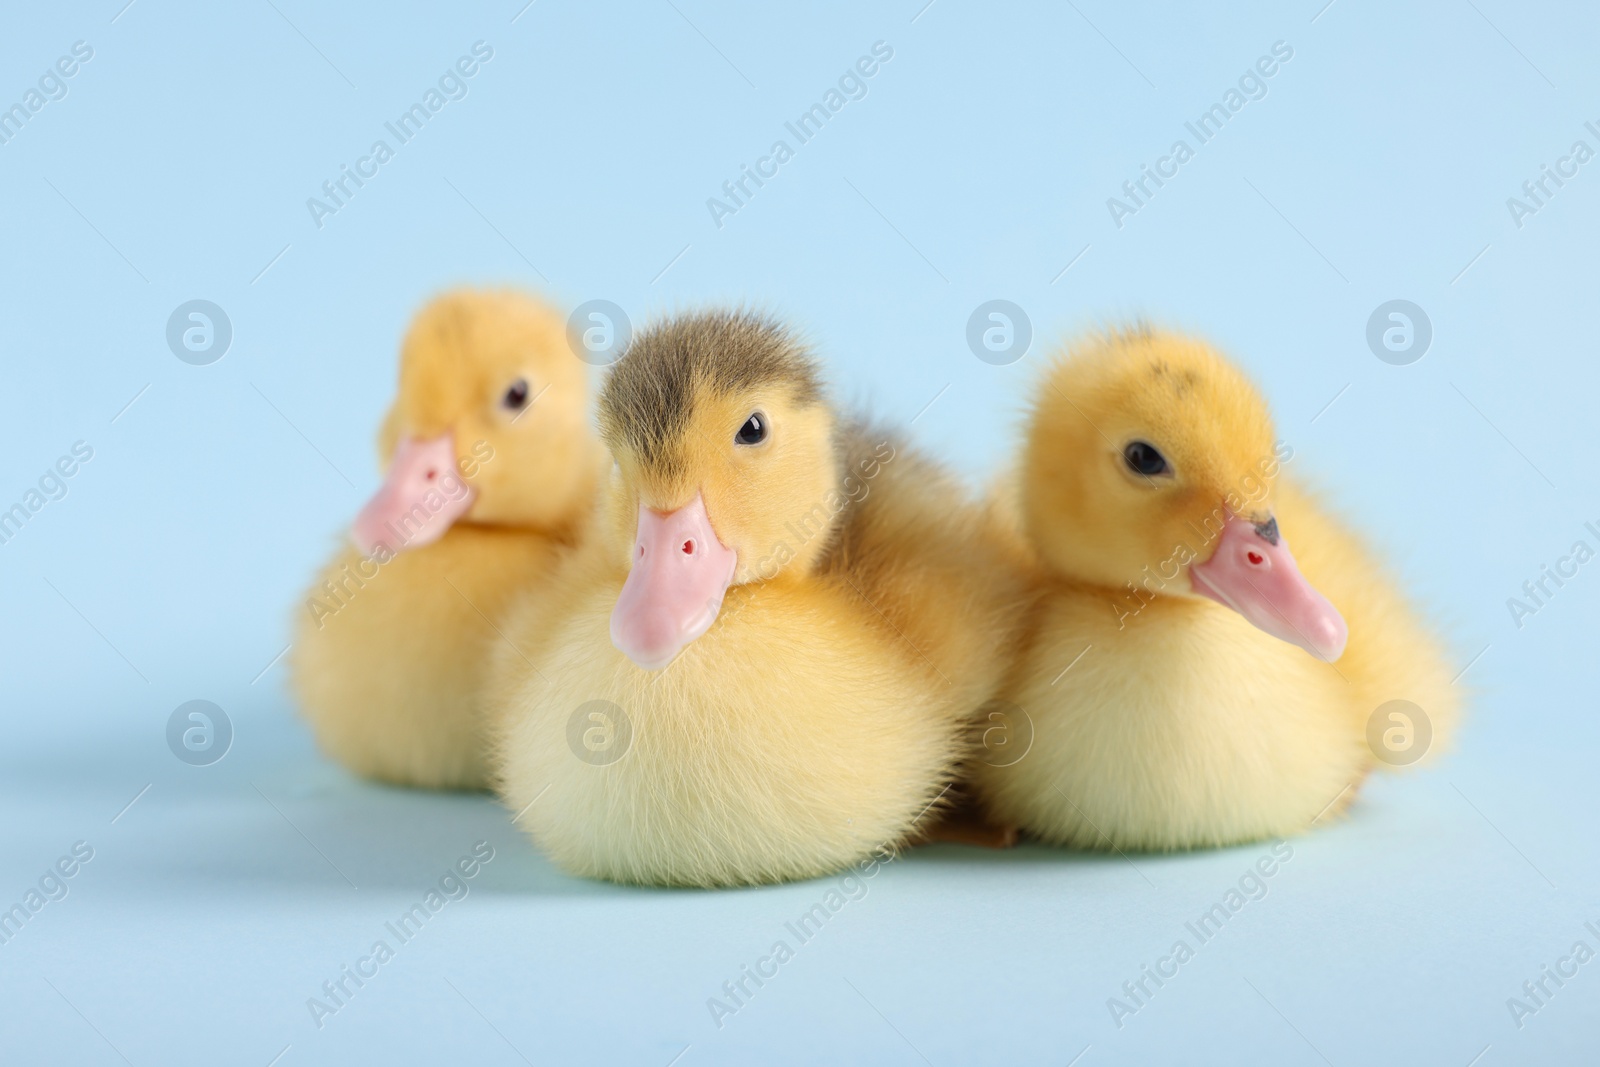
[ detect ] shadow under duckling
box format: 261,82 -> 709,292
971,326 -> 1459,851
290,289 -> 602,790
488,310 -> 1029,886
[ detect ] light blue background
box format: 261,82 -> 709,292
1,0 -> 1596,1063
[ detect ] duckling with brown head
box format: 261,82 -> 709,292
973,327 -> 1458,850
489,310 -> 1028,886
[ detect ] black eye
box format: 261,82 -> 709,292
502,378 -> 530,410
735,412 -> 767,445
1123,440 -> 1169,477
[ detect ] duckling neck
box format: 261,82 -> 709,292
1048,572 -> 1199,631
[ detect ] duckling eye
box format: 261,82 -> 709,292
1123,440 -> 1170,477
502,378 -> 530,411
735,412 -> 767,446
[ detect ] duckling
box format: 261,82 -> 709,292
290,289 -> 602,790
489,310 -> 1027,886
971,327 -> 1458,850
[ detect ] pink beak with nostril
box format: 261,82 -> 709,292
609,493 -> 739,671
1190,515 -> 1348,662
350,434 -> 475,557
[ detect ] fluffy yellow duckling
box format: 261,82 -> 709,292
490,310 -> 1026,886
971,327 -> 1458,850
291,289 -> 601,790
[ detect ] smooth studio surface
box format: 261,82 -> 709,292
2,1 -> 1597,1064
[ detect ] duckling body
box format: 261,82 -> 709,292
291,289 -> 599,790
491,312 -> 1025,885
973,329 -> 1456,850
293,527 -> 566,788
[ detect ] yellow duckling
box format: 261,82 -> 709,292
291,289 -> 601,790
971,326 -> 1458,850
490,310 -> 1026,886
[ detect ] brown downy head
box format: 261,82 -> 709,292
598,310 -> 842,670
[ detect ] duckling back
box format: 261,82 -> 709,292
820,419 -> 1033,724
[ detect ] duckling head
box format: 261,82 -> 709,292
598,310 -> 835,670
352,289 -> 597,555
1024,326 -> 1347,661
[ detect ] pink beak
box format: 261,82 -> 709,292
350,434 -> 475,556
610,493 -> 739,670
1190,515 -> 1348,662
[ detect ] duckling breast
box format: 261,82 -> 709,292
493,572 -> 965,886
